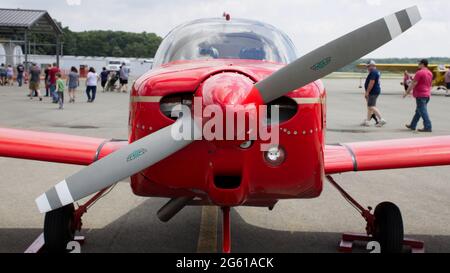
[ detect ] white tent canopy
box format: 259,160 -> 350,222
0,44 -> 5,65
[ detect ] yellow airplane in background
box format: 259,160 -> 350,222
357,63 -> 450,96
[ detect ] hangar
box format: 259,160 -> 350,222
0,8 -> 63,68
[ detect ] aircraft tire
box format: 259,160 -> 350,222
43,204 -> 75,253
373,202 -> 404,253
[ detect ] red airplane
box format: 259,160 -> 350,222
1,6 -> 449,253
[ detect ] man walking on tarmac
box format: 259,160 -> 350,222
404,59 -> 433,133
48,63 -> 60,103
361,60 -> 387,127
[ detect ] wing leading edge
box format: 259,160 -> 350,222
2,128 -> 450,173
325,136 -> 450,174
0,128 -> 127,166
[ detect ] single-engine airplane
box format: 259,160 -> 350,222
1,6 -> 450,253
357,63 -> 450,95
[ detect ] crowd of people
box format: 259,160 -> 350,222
1,59 -> 449,131
0,64 -> 16,86
361,59 -> 442,133
0,62 -> 131,110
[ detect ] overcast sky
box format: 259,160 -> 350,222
4,0 -> 450,58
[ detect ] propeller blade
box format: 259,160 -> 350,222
255,6 -> 421,103
36,114 -> 200,213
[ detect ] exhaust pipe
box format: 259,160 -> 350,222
157,196 -> 194,222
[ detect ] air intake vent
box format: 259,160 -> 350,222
214,176 -> 242,190
266,97 -> 298,125
159,93 -> 194,120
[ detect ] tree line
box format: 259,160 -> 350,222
28,26 -> 163,58
24,27 -> 450,66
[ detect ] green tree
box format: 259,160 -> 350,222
25,25 -> 163,58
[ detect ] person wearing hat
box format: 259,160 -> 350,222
404,59 -> 433,133
361,60 -> 387,127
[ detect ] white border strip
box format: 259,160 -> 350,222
24,233 -> 45,253
293,98 -> 323,105
130,96 -> 163,103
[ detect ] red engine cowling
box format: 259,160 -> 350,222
129,60 -> 325,207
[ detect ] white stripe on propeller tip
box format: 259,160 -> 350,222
36,180 -> 75,213
36,194 -> 51,214
385,6 -> 422,39
254,6 -> 421,104
55,180 -> 75,205
384,14 -> 402,39
36,113 -> 201,214
406,6 -> 421,25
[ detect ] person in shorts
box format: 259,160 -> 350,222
403,71 -> 413,92
119,63 -> 130,93
28,63 -> 43,101
361,60 -> 387,127
6,65 -> 14,86
67,66 -> 80,103
100,67 -> 109,92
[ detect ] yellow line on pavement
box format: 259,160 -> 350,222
197,206 -> 218,253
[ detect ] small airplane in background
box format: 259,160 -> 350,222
357,63 -> 450,95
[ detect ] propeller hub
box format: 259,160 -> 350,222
196,72 -> 264,142
201,72 -> 256,108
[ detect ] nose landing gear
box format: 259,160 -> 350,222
43,204 -> 76,253
373,202 -> 404,253
26,187 -> 113,253
327,176 -> 425,253
222,207 -> 231,254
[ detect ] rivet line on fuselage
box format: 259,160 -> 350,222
132,96 -> 323,138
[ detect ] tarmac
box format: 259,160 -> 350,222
0,77 -> 450,253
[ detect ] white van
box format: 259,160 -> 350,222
106,59 -> 130,72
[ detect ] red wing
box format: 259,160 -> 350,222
325,136 -> 450,174
0,128 -> 127,166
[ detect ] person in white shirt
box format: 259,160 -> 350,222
86,67 -> 99,103
119,63 -> 130,93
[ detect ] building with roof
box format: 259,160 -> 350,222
0,8 -> 63,68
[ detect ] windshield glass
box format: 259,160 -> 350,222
153,18 -> 298,68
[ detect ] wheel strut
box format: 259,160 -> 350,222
222,207 -> 231,253
72,187 -> 113,231
25,187 -> 113,253
326,176 -> 375,235
327,175 -> 425,253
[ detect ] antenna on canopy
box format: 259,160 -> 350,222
223,12 -> 231,21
